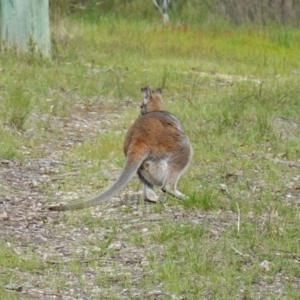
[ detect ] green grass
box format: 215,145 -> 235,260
144,216 -> 300,298
0,127 -> 22,159
0,242 -> 42,299
0,16 -> 300,299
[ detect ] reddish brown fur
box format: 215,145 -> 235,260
124,113 -> 189,161
125,87 -> 192,201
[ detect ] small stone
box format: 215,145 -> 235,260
108,242 -> 122,250
0,211 -> 9,220
260,260 -> 272,271
141,260 -> 149,267
220,183 -> 229,194
32,180 -> 39,187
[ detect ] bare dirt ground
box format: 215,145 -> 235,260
0,101 -> 299,299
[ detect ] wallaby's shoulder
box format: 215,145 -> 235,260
155,111 -> 185,133
135,111 -> 184,135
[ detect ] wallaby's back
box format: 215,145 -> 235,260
124,111 -> 190,158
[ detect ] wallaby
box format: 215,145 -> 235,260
48,87 -> 192,211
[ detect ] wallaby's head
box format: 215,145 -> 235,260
140,86 -> 165,115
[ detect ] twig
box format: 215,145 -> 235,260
2,285 -> 74,299
230,244 -> 251,258
236,202 -> 240,233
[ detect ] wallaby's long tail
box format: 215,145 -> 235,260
48,156 -> 145,211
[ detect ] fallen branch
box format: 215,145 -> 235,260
44,252 -> 107,265
274,249 -> 300,259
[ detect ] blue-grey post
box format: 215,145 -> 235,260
1,0 -> 51,57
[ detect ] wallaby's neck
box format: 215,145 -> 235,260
148,95 -> 165,113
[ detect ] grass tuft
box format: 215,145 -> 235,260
0,85 -> 33,131
183,189 -> 216,210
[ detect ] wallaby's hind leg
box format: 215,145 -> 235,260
162,169 -> 187,199
161,146 -> 192,199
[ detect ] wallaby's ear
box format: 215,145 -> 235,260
154,88 -> 162,94
141,86 -> 152,103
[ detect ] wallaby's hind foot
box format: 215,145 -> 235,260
143,184 -> 159,203
161,168 -> 190,200
162,187 -> 188,200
